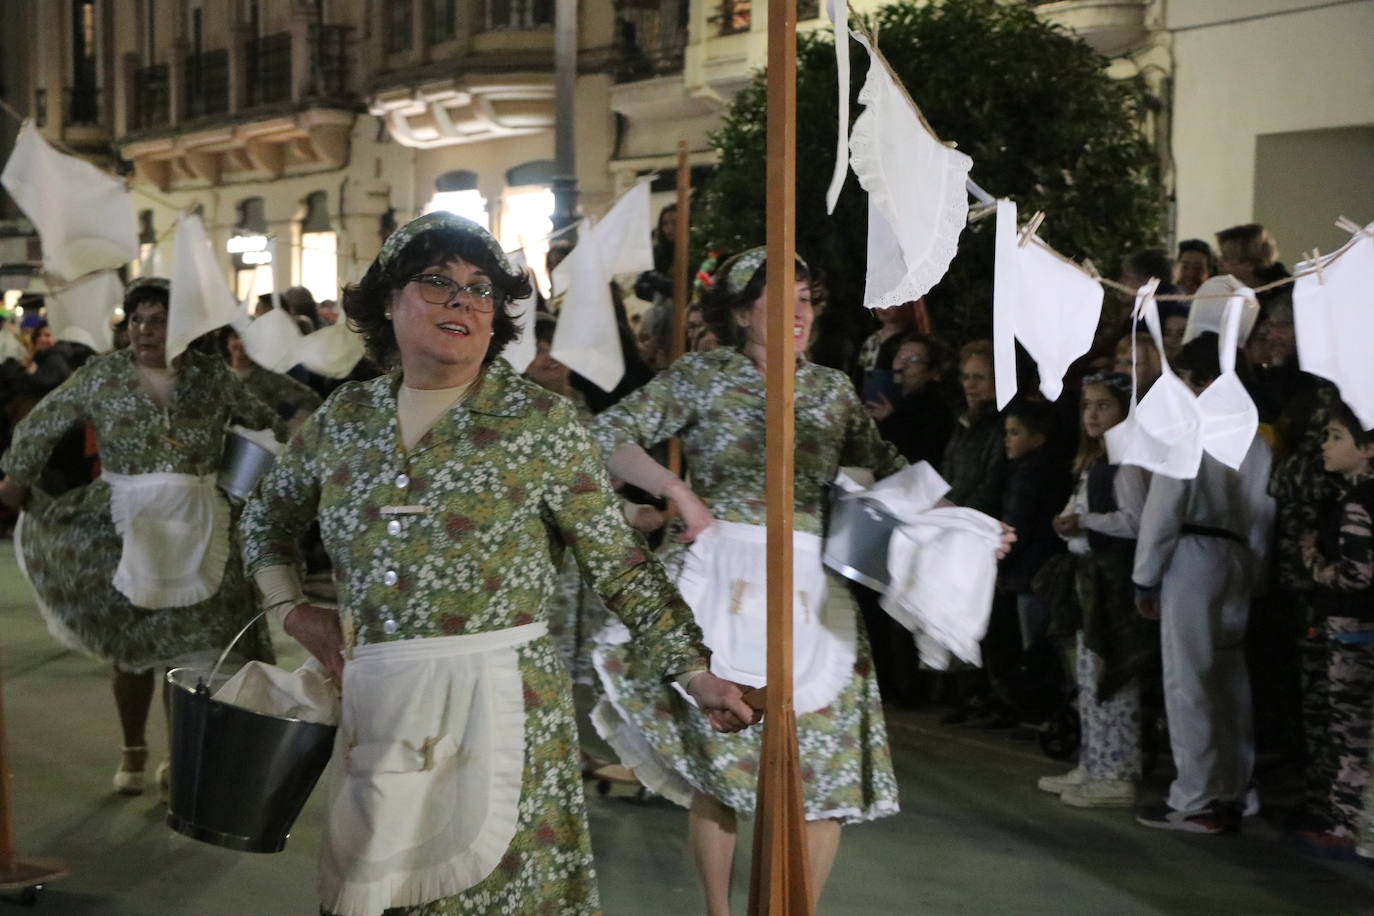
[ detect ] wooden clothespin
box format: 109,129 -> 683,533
1081,258 -> 1101,280
1335,216 -> 1366,236
1310,248 -> 1325,285
1017,211 -> 1045,248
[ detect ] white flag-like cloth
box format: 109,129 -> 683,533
241,306 -> 303,374
848,34 -> 970,310
48,269 -> 120,352
168,214 -> 242,363
824,0 -> 851,214
1294,224 -> 1374,428
991,199 -> 1103,409
502,249 -> 538,374
298,320 -> 366,379
551,180 -> 655,392
1,121 -> 139,282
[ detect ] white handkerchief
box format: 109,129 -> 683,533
48,269 -> 120,352
298,319 -> 366,379
551,226 -> 625,392
240,306 -> 303,373
1196,291 -> 1259,470
1184,275 -> 1258,344
1294,227 -> 1374,428
594,178 -> 655,278
992,199 -> 1102,408
1,121 -> 139,281
168,214 -> 243,364
1105,281 -> 1204,479
848,33 -> 970,310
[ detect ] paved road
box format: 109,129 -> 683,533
3,541 -> 1371,914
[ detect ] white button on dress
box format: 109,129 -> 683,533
383,570 -> 398,587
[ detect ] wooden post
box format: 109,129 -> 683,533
747,0 -> 812,909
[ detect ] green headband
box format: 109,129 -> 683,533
376,211 -> 515,277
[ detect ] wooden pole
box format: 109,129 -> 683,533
747,0 -> 812,908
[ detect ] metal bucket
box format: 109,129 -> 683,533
164,665 -> 336,853
822,491 -> 901,591
218,431 -> 276,502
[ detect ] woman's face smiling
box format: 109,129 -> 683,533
390,256 -> 494,388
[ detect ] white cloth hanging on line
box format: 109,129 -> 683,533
1184,274 -> 1260,344
240,306 -> 303,374
0,121 -> 140,282
823,0 -> 852,214
551,178 -> 656,392
991,199 -> 1103,409
168,213 -> 245,364
1107,281 -> 1259,478
1294,222 -> 1374,428
48,269 -> 120,352
847,32 -> 971,310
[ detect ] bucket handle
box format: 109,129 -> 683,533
207,609 -> 269,687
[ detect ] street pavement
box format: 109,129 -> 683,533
3,540 -> 1372,914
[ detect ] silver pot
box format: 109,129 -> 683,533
218,431 -> 276,502
822,490 -> 900,591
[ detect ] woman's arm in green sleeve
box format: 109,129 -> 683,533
238,404 -> 325,575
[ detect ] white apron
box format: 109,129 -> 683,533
674,521 -> 854,715
319,623 -> 545,916
102,471 -> 230,609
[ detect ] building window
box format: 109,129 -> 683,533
234,197 -> 274,304
299,191 -> 338,304
428,0 -> 456,43
497,163 -> 554,294
715,0 -> 750,36
485,0 -> 553,31
385,2 -> 413,53
426,171 -> 488,228
68,0 -> 101,125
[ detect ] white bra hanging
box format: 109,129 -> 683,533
1106,280 -> 1258,479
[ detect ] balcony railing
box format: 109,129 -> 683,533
184,48 -> 230,119
131,64 -> 170,130
307,24 -> 353,99
65,85 -> 102,126
244,31 -> 293,108
613,0 -> 688,83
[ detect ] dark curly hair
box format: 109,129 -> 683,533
698,253 -> 810,350
343,226 -> 531,368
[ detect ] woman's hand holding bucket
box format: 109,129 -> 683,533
284,604 -> 346,685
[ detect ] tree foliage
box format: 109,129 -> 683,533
692,0 -> 1165,350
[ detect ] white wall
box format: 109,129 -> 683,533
1168,0 -> 1374,252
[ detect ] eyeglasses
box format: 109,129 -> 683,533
408,274 -> 497,312
129,314 -> 168,329
895,355 -> 929,367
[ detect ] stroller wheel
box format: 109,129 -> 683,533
1039,703 -> 1081,761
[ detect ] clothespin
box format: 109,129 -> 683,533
405,736 -> 438,772
1081,258 -> 1101,280
1335,216 -> 1367,236
1309,248 -> 1325,285
1017,211 -> 1045,248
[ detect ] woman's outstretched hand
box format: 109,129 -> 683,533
284,603 -> 346,686
665,479 -> 713,543
686,671 -> 762,733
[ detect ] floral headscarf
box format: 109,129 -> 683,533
376,212 -> 515,277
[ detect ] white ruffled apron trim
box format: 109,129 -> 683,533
673,521 -> 855,715
318,622 -> 545,916
102,471 -> 229,609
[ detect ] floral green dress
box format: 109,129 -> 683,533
0,348 -> 283,670
237,358 -> 708,916
239,364 -> 323,422
591,347 -> 906,823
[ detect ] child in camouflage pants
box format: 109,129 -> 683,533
1296,401 -> 1374,859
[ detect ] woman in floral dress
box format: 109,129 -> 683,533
237,212 -> 756,916
0,277 -> 283,796
589,248 -> 907,915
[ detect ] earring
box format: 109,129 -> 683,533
384,311 -> 392,320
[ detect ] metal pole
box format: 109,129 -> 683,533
551,0 -> 579,231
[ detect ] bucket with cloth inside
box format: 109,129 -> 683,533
218,425 -> 282,502
165,614 -> 339,853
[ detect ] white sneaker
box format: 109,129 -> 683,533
1037,768 -> 1084,795
1061,780 -> 1137,808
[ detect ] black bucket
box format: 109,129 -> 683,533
164,666 -> 337,853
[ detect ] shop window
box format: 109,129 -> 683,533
300,190 -> 337,304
